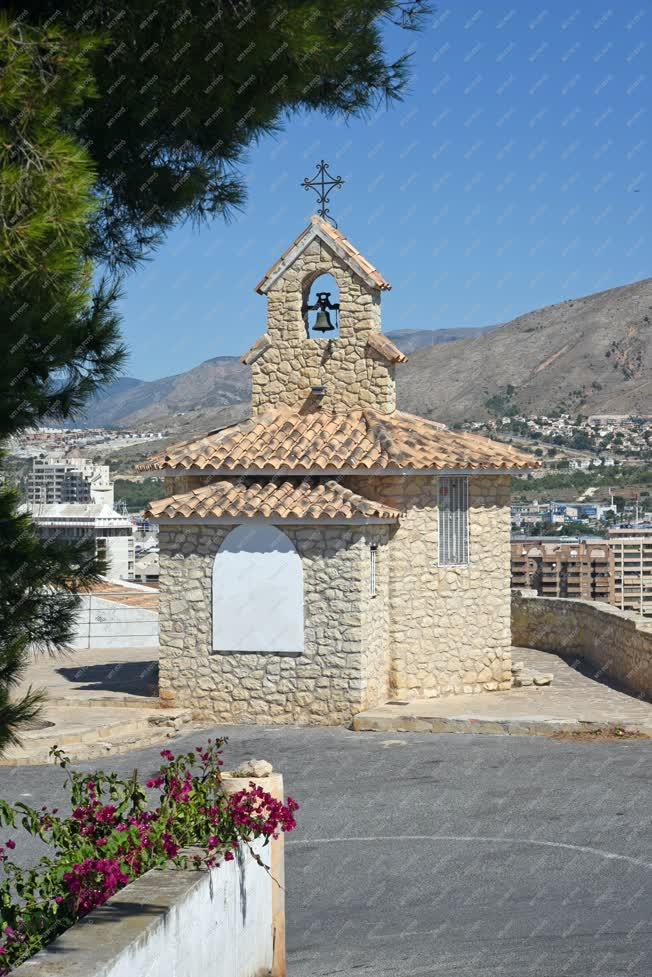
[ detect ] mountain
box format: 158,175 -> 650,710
386,326 -> 492,354
81,328 -> 484,429
82,356 -> 250,429
397,278 -> 652,424
82,279 -> 652,431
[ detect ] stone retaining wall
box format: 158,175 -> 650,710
512,592 -> 652,699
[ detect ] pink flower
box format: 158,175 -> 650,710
6,840 -> 15,850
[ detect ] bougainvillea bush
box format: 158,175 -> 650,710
0,739 -> 298,974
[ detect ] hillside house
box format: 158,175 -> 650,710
141,217 -> 538,724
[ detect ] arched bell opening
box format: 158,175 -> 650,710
301,272 -> 340,340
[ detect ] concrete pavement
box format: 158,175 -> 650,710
354,646 -> 652,737
1,725 -> 650,977
2,648 -> 198,765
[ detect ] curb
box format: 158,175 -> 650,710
352,714 -> 652,738
0,709 -> 196,767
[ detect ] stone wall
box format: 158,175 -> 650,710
252,236 -> 396,414
512,592 -> 652,700
346,474 -> 513,699
359,524 -> 391,709
158,521 -> 390,724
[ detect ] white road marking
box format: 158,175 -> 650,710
288,834 -> 652,869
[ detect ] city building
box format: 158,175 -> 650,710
26,502 -> 134,581
511,540 -> 613,603
140,215 -> 538,725
25,456 -> 114,507
133,552 -> 160,586
511,500 -> 616,528
512,528 -> 652,617
609,527 -> 652,618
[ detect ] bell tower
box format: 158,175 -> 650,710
242,216 -> 406,415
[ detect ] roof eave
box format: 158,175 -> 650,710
152,515 -> 399,526
146,464 -> 539,476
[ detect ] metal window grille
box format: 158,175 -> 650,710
370,544 -> 377,596
438,476 -> 469,566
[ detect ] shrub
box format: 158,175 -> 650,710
0,739 -> 297,973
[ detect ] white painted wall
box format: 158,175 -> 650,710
102,535 -> 133,581
212,523 -> 304,653
68,596 -> 159,649
12,839 -> 275,977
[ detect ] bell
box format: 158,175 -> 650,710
313,309 -> 335,333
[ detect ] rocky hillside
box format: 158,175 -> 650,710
397,278 -> 652,424
83,356 -> 250,429
81,328 -> 482,429
384,326 -> 492,353
83,279 -> 652,430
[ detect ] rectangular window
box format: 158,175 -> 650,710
370,544 -> 377,597
438,476 -> 469,566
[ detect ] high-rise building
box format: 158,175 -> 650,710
608,528 -> 652,618
25,456 -> 113,507
25,503 -> 134,581
511,539 -> 613,603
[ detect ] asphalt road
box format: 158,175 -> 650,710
1,726 -> 651,977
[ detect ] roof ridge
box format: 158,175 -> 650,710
255,217 -> 391,294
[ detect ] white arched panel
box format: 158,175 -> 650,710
212,524 -> 304,653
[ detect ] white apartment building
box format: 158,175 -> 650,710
26,503 -> 134,581
608,527 -> 652,618
25,456 -> 114,507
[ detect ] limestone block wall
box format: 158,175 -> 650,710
512,592 -> 652,700
164,475 -> 205,495
252,237 -> 395,414
158,521 -> 390,724
346,474 -> 513,698
359,524 -> 391,709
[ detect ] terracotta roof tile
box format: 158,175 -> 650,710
146,479 -> 401,522
138,407 -> 540,474
241,333 -> 271,365
255,216 -> 391,294
366,332 -> 408,364
311,217 -> 391,291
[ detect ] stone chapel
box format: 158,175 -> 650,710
141,216 -> 539,724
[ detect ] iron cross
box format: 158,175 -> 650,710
301,160 -> 344,226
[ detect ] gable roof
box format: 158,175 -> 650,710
146,478 -> 401,523
255,216 -> 391,295
138,406 -> 539,474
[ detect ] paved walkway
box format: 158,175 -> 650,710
11,645 -> 652,763
18,646 -> 158,705
3,648 -> 188,765
354,646 -> 652,735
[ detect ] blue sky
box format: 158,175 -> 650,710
119,1 -> 650,381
